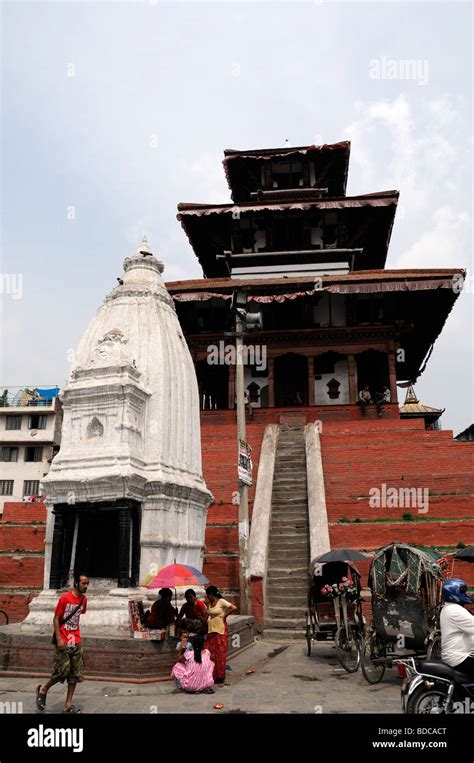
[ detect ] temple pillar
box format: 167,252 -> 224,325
347,354 -> 357,404
268,358 -> 275,407
388,351 -> 398,404
118,507 -> 132,588
49,510 -> 64,589
130,508 -> 141,587
307,356 -> 315,406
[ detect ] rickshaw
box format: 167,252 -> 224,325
360,542 -> 444,684
305,559 -> 366,673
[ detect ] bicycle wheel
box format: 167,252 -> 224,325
335,625 -> 360,673
360,631 -> 386,684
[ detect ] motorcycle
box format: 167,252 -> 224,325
398,657 -> 474,714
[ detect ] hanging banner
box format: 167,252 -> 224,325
238,438 -> 253,486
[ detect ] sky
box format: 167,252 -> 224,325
1,0 -> 472,435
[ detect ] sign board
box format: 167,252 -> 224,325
238,438 -> 253,486
128,600 -> 165,641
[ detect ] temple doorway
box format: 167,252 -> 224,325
49,501 -> 141,590
196,359 -> 229,410
355,350 -> 389,400
274,353 -> 308,406
75,510 -> 119,580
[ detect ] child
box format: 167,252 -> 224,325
176,629 -> 192,656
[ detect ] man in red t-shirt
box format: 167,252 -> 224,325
36,574 -> 89,714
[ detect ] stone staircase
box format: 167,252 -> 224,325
264,424 -> 309,640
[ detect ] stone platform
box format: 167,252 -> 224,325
0,615 -> 254,682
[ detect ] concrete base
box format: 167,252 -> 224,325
0,615 -> 255,681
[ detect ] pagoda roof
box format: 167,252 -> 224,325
223,141 -> 351,200
177,189 -> 398,216
166,269 -> 464,382
223,141 -> 350,159
399,385 -> 444,419
166,268 -> 463,294
177,191 -> 399,277
455,424 -> 474,441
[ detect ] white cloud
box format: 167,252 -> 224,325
343,94 -> 464,219
394,205 -> 469,269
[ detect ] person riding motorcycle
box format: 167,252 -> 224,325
440,578 -> 474,678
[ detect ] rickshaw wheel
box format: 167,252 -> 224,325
427,634 -> 442,661
306,621 -> 312,657
360,631 -> 386,684
335,625 -> 360,673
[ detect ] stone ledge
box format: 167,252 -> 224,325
0,615 -> 255,682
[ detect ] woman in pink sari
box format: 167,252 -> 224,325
171,636 -> 215,694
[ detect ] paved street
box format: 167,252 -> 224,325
0,639 -> 402,714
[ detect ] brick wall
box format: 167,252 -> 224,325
0,501 -> 46,623
320,419 -> 474,602
0,415 -> 472,623
201,414 -> 267,602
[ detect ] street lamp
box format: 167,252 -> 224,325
231,290 -> 252,615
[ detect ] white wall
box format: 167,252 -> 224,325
314,359 -> 350,405
0,409 -> 58,513
244,367 -> 268,408
0,449 -> 51,512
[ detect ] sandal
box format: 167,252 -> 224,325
36,685 -> 46,711
63,704 -> 82,714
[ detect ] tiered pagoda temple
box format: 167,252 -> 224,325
169,142 -> 462,420
164,141 -> 472,634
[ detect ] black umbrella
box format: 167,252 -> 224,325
313,548 -> 367,563
454,546 -> 474,562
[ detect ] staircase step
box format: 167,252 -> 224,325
267,574 -> 309,583
263,628 -> 305,641
272,496 -> 308,504
267,606 -> 307,618
269,549 -> 310,557
269,539 -> 310,549
273,478 -> 307,485
267,593 -> 308,606
265,617 -> 307,629
267,566 -> 308,576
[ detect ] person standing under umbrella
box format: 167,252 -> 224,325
204,586 -> 237,684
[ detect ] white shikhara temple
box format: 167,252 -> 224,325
23,239 -> 212,634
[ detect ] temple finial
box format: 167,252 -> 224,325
135,235 -> 154,257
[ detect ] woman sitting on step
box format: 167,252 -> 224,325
171,636 -> 215,694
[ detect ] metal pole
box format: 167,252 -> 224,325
235,311 -> 251,615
